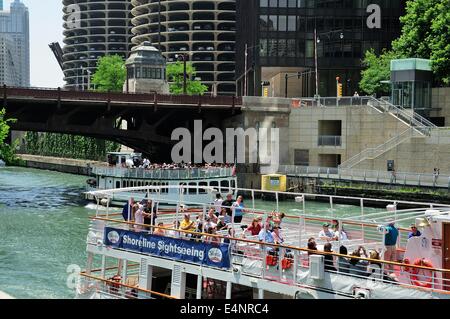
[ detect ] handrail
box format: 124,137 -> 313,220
79,272 -> 178,299
91,216 -> 450,275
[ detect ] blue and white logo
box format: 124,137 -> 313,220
208,248 -> 223,263
107,230 -> 120,244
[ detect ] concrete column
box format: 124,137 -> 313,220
171,265 -> 186,299
196,274 -> 203,299
226,281 -> 232,299
258,288 -> 264,299
138,263 -> 153,291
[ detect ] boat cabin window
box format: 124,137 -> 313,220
220,180 -> 229,193
210,181 -> 219,191
188,182 -> 197,194
199,181 -> 207,194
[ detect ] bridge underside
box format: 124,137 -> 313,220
5,98 -> 241,162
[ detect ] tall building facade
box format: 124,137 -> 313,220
236,0 -> 406,97
62,0 -> 133,90
0,0 -> 30,87
131,0 -> 236,96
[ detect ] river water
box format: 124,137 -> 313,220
0,167 -> 383,299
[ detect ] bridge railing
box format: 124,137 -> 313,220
1,86 -> 242,106
91,166 -> 234,180
278,165 -> 450,188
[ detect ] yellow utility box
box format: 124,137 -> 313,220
261,174 -> 287,192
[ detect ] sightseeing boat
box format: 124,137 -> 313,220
77,185 -> 450,299
85,152 -> 237,206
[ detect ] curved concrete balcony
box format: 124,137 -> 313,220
130,0 -> 236,95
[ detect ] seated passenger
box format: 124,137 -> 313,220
246,218 -> 262,236
272,226 -> 284,245
323,243 -> 337,272
208,208 -> 218,224
367,250 -> 399,282
338,246 -> 351,274
331,220 -> 348,241
307,238 -> 318,255
319,223 -> 337,241
348,246 -> 369,277
216,216 -> 228,231
167,221 -> 180,238
179,213 -> 196,236
204,227 -> 220,244
153,222 -> 165,236
259,226 -> 275,243
408,224 -> 422,239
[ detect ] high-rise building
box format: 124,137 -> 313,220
0,0 -> 30,87
236,0 -> 406,97
62,0 -> 133,90
131,0 -> 236,96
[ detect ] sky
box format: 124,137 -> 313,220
4,0 -> 65,87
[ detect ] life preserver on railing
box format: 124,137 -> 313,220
107,275 -> 122,293
282,258 -> 293,270
410,258 -> 434,289
266,255 -> 278,267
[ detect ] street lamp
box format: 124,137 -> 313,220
244,43 -> 261,96
314,27 -> 345,97
175,53 -> 188,95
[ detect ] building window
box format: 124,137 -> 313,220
294,149 -> 309,166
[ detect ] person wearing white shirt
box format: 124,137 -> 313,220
318,223 -> 337,241
213,194 -> 223,216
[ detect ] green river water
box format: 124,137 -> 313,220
0,166 -> 383,299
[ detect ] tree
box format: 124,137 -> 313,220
360,49 -> 400,96
392,0 -> 450,85
166,61 -> 208,95
91,55 -> 126,92
0,108 -> 19,165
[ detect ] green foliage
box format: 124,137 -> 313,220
392,0 -> 450,85
91,55 -> 126,92
166,61 -> 208,95
0,108 -> 20,165
21,132 -> 121,161
360,49 -> 400,96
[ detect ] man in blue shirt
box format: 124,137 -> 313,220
122,197 -> 135,221
258,227 -> 275,253
408,224 -> 422,239
384,221 -> 399,271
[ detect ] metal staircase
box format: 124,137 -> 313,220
340,97 -> 436,169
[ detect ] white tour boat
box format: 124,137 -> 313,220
85,152 -> 237,207
77,185 -> 450,299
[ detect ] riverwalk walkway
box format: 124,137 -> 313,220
280,165 -> 450,189
17,154 -> 105,175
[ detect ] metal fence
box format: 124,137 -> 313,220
318,135 -> 342,147
280,165 -> 450,189
91,166 -> 234,180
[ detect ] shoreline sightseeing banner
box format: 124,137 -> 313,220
104,227 -> 231,269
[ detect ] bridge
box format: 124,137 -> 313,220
2,86 -> 242,161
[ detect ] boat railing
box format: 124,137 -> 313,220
91,166 -> 234,180
87,211 -> 450,296
77,272 -> 177,299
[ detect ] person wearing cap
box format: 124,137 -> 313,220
221,193 -> 234,217
384,220 -> 399,271
318,223 -> 336,241
216,215 -> 228,231
408,224 -> 422,239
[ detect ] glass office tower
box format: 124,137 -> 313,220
236,0 -> 406,97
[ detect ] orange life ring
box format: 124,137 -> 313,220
282,258 -> 293,270
266,255 -> 278,266
410,258 -> 434,288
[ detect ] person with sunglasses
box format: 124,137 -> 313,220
408,224 -> 422,239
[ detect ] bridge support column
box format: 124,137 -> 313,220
171,264 -> 186,299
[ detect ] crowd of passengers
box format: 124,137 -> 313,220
118,158 -> 234,170
122,193 -> 422,281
